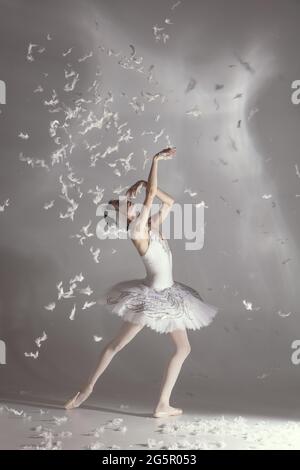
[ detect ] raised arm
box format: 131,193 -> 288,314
132,155 -> 159,236
139,184 -> 174,206
131,147 -> 176,238
147,186 -> 175,229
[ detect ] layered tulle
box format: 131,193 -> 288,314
98,278 -> 219,334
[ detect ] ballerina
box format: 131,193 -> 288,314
64,147 -> 218,417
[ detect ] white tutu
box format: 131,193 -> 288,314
99,228 -> 218,334
100,278 -> 218,334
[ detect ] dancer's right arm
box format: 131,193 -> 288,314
145,154 -> 158,198
131,147 -> 175,238
132,155 -> 159,237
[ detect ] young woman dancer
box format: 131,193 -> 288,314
64,147 -> 218,417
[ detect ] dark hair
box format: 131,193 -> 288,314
107,199 -> 130,231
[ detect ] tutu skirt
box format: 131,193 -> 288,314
98,278 -> 218,334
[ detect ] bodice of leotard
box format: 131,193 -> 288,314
140,228 -> 174,290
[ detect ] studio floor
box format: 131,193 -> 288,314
1,394 -> 300,450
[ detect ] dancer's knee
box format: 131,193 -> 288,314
183,345 -> 191,357
106,339 -> 127,354
175,345 -> 191,359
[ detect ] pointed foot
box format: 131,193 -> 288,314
64,385 -> 93,410
153,405 -> 183,418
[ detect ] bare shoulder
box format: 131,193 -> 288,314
130,224 -> 150,257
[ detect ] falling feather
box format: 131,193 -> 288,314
44,200 -> 55,210
90,246 -> 101,263
44,302 -> 56,311
18,132 -> 29,139
62,47 -> 73,57
0,199 -> 9,212
93,335 -> 103,342
35,331 -> 47,348
82,300 -> 97,310
25,351 -> 39,359
277,310 -> 292,318
185,78 -> 197,93
171,0 -> 181,9
78,51 -> 93,62
184,188 -> 197,197
186,106 -> 202,117
70,273 -> 84,284
69,304 -> 76,321
79,286 -> 93,296
243,300 -> 253,311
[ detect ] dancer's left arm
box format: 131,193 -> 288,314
147,185 -> 174,227
128,147 -> 175,231
125,180 -> 145,199
126,180 -> 174,225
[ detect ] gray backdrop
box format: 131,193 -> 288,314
0,0 -> 300,415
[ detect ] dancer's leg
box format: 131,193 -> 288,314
64,321 -> 144,409
88,321 -> 145,388
153,328 -> 191,417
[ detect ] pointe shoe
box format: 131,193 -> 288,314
64,392 -> 81,410
153,407 -> 183,418
64,384 -> 94,410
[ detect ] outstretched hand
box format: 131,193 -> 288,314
155,147 -> 176,160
